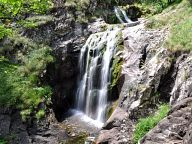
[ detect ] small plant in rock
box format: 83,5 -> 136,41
0,25 -> 12,40
0,138 -> 7,144
133,104 -> 170,143
36,109 -> 46,120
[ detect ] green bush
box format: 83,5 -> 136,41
0,0 -> 53,19
133,104 -> 170,143
0,25 -> 12,40
136,0 -> 182,15
0,33 -> 54,120
0,138 -> 7,144
17,15 -> 53,29
36,109 -> 45,120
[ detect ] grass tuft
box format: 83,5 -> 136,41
146,0 -> 192,51
133,104 -> 170,143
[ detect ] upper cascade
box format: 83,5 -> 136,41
75,27 -> 122,123
114,6 -> 133,23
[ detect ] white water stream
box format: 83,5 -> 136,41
114,6 -> 133,23
75,28 -> 121,124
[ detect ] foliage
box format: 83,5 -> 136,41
65,0 -> 90,10
17,15 -> 53,28
0,0 -> 53,19
36,109 -> 45,120
133,104 -> 170,143
0,138 -> 7,144
0,33 -> 54,120
0,24 -> 12,40
135,0 -> 182,15
146,0 -> 192,51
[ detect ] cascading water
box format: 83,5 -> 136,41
114,6 -> 133,23
75,27 -> 121,124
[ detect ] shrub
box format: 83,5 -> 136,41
0,138 -> 7,144
0,25 -> 12,40
36,109 -> 45,120
0,0 -> 53,19
136,0 -> 182,15
0,34 -> 54,120
133,104 -> 170,143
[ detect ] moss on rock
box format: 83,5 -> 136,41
111,57 -> 123,89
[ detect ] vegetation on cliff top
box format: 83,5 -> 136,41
146,0 -> 192,51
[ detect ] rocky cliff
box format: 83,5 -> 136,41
0,0 -> 192,144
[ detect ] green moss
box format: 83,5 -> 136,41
0,138 -> 7,144
111,57 -> 123,88
133,104 -> 170,143
0,25 -> 12,40
106,100 -> 119,119
18,15 -> 53,29
0,32 -> 53,121
36,109 -> 46,120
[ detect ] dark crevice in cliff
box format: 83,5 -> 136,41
45,52 -> 79,122
139,44 -> 148,68
157,51 -> 190,104
157,59 -> 176,103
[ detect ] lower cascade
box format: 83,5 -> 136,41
75,27 -> 121,124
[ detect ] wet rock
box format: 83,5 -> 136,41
96,128 -> 120,144
97,117 -> 134,144
103,107 -> 128,129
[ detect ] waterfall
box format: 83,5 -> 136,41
75,27 -> 121,123
114,6 -> 132,23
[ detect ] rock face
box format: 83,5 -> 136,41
1,1 -> 192,144
0,107 -> 70,144
97,107 -> 134,144
170,54 -> 192,105
140,53 -> 192,144
97,20 -> 174,143
120,22 -> 172,118
0,108 -> 31,144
